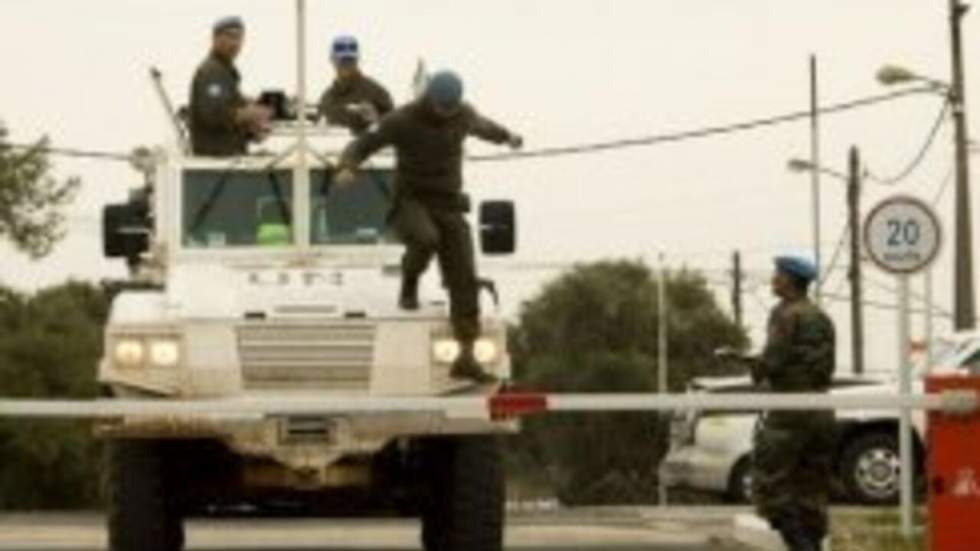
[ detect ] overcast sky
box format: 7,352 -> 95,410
0,0 -> 973,370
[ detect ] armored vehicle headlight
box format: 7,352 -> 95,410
149,339 -> 181,367
432,338 -> 461,364
114,339 -> 145,367
473,338 -> 500,364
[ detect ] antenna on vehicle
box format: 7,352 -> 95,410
149,67 -> 190,154
412,58 -> 430,99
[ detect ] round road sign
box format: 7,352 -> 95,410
863,195 -> 942,275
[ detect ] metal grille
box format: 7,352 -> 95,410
237,323 -> 376,390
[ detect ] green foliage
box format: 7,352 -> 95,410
508,260 -> 748,504
0,281 -> 108,509
0,126 -> 80,258
831,511 -> 926,551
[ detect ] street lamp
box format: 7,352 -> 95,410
872,1 -> 975,336
876,65 -> 917,85
788,158 -> 885,185
875,65 -> 949,90
877,58 -> 974,331
787,158 -> 813,173
788,151 -> 866,374
788,158 -> 849,182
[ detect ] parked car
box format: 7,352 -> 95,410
660,375 -> 927,504
661,331 -> 980,504
923,330 -> 980,376
660,330 -> 980,505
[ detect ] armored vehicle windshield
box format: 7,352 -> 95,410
181,168 -> 395,248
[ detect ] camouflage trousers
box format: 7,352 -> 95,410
752,410 -> 836,539
391,197 -> 480,341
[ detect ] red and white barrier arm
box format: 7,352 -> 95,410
0,390 -> 974,420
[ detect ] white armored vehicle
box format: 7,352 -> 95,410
98,39 -> 518,551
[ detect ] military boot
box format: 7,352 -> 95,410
450,341 -> 498,384
399,275 -> 420,311
777,521 -> 821,551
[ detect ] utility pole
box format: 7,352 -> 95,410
732,251 -> 743,328
848,147 -> 865,375
810,54 -> 823,305
657,253 -> 669,507
950,0 -> 975,330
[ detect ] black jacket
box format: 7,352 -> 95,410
318,73 -> 394,134
189,54 -> 247,156
341,100 -> 513,202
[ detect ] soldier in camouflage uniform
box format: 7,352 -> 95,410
751,256 -> 836,551
334,71 -> 523,383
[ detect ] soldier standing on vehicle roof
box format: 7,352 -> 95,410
751,256 -> 836,551
317,35 -> 394,134
334,71 -> 523,383
189,16 -> 270,157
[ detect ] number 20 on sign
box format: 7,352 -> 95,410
864,195 -> 942,276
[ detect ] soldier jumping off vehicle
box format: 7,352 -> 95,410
751,256 -> 836,551
317,35 -> 394,134
189,16 -> 270,157
334,70 -> 523,383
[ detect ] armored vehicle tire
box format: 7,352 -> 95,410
106,440 -> 184,551
421,436 -> 504,551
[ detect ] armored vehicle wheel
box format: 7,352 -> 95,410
421,436 -> 504,551
106,440 -> 184,551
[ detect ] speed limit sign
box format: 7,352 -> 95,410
864,195 -> 942,275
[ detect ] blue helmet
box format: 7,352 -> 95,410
775,256 -> 819,283
427,71 -> 464,109
213,15 -> 244,35
331,35 -> 359,61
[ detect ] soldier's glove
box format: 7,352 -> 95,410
507,133 -> 524,150
347,102 -> 379,125
238,104 -> 273,141
237,104 -> 266,126
253,106 -> 274,141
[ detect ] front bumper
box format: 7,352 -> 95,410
95,392 -> 519,486
95,408 -> 519,440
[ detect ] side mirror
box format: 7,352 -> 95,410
479,200 -> 516,255
103,201 -> 150,263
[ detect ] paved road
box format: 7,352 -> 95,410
0,508 -> 756,550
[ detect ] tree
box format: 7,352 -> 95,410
508,260 -> 748,504
0,124 -> 79,258
0,281 -> 108,509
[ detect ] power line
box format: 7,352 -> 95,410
821,224 -> 850,285
470,86 -> 937,162
820,222 -> 851,288
863,273 -> 953,317
747,286 -> 769,311
931,163 -> 955,206
2,142 -> 131,162
4,86 -> 936,165
875,100 -> 950,186
823,292 -> 952,319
